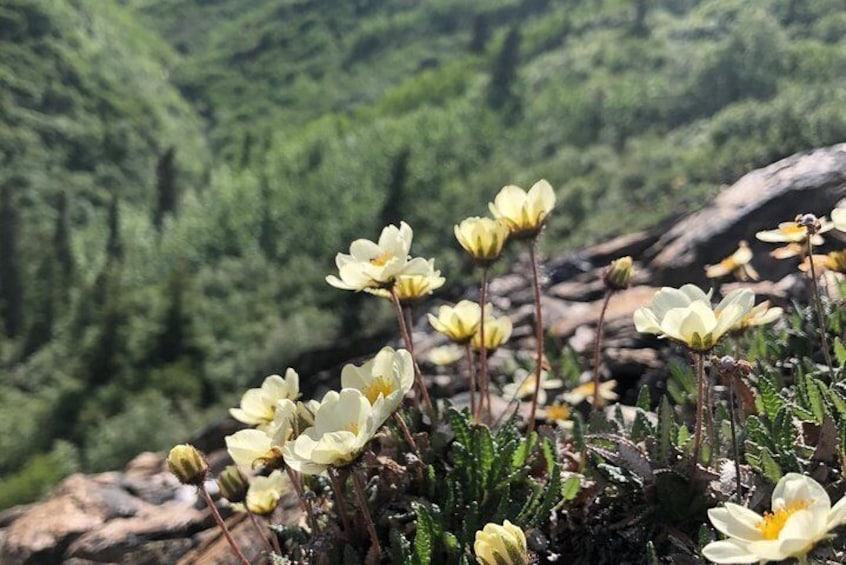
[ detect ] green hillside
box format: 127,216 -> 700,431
2,0 -> 846,507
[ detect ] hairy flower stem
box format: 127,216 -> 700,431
478,266 -> 491,423
527,241 -> 545,434
591,290 -> 614,412
247,509 -> 276,556
390,288 -> 434,416
393,412 -> 421,459
728,378 -> 743,501
352,469 -> 382,558
806,239 -> 835,377
328,468 -> 353,539
465,342 -> 477,421
197,482 -> 251,565
285,466 -> 318,534
692,352 -> 706,470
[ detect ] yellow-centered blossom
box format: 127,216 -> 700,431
733,301 -> 783,331
245,470 -> 287,516
365,258 -> 444,302
454,216 -> 510,265
562,380 -> 619,407
474,520 -> 530,565
229,370 -> 300,429
471,312 -> 513,352
756,219 -> 832,259
799,251 -> 846,275
225,399 -> 297,468
705,241 -> 759,281
633,285 -> 754,352
341,346 -> 414,414
428,301 -> 484,344
703,473 -> 846,563
326,221 -> 431,291
489,180 -> 556,239
282,389 -> 389,475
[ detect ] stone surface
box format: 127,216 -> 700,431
3,144 -> 846,563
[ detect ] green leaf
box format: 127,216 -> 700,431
760,449 -> 783,484
834,337 -> 846,366
646,541 -> 659,565
756,375 -> 784,422
412,503 -> 435,565
658,395 -> 674,464
636,384 -> 651,411
561,475 -> 581,501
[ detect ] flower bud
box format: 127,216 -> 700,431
217,465 -> 249,503
167,444 -> 208,485
603,256 -> 634,290
474,520 -> 530,565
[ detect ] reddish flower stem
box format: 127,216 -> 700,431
527,241 -> 545,434
478,266 -> 491,423
591,290 -> 614,412
390,288 -> 433,416
197,482 -> 251,565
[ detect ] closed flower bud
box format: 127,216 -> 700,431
795,213 -> 822,234
217,465 -> 249,503
603,256 -> 634,290
454,217 -> 510,266
167,444 -> 208,485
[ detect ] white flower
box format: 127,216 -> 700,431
705,241 -> 759,281
633,285 -> 754,352
502,369 -> 563,405
471,312 -> 513,352
282,389 -> 389,475
364,258 -> 444,301
474,520 -> 530,565
755,219 -> 832,244
703,473 -> 846,563
733,301 -> 783,331
428,300 -> 484,344
245,470 -> 288,516
489,180 -> 556,238
326,221 -> 431,291
832,207 -> 846,232
225,399 -> 297,467
454,216 -> 510,265
341,346 -> 414,414
229,370 -> 300,428
562,380 -> 619,407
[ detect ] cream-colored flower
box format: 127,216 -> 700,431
542,403 -> 574,429
225,399 -> 297,468
426,344 -> 464,366
472,313 -> 513,352
705,241 -> 759,281
733,301 -> 783,331
502,369 -> 564,406
365,258 -> 444,302
800,251 -> 846,275
563,380 -> 619,407
474,520 -> 530,565
428,300 -> 484,344
703,473 -> 846,563
454,217 -> 510,265
633,285 -> 754,351
326,221 -> 431,291
245,470 -> 288,516
755,219 -> 832,244
489,179 -> 556,238
832,208 -> 846,232
282,389 -> 387,475
341,346 -> 414,414
229,370 -> 300,428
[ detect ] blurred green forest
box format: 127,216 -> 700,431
1,0 -> 845,508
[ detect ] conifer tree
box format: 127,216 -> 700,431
154,146 -> 177,230
487,26 -> 522,116
379,147 -> 410,229
0,182 -> 24,338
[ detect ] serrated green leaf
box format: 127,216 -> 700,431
756,376 -> 784,422
658,395 -> 673,464
562,475 -> 581,501
412,503 -> 434,565
760,449 -> 783,484
646,541 -> 658,565
835,337 -> 846,366
636,384 -> 651,411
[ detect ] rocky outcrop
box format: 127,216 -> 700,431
2,144 -> 846,563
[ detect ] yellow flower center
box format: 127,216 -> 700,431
370,252 -> 393,267
756,499 -> 811,540
363,376 -> 395,404
546,404 -> 571,421
781,224 -> 807,236
343,422 -> 361,435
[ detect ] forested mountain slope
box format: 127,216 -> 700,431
1,0 -> 844,507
